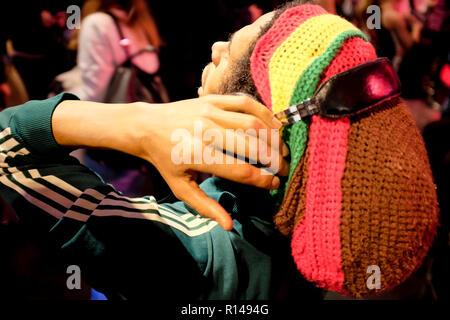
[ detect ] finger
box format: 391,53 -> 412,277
173,179 -> 234,231
190,153 -> 281,189
204,94 -> 283,130
202,130 -> 289,176
205,109 -> 289,157
200,117 -> 288,170
202,98 -> 289,157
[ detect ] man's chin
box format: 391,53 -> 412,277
198,86 -> 204,97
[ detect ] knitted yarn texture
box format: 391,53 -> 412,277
251,3 -> 439,297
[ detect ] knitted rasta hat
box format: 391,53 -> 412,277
250,4 -> 439,297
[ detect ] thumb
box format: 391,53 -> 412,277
174,179 -> 234,231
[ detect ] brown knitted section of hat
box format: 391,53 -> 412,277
273,150 -> 309,237
340,97 -> 439,297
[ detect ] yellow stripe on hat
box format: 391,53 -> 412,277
269,14 -> 360,114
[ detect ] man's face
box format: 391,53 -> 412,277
198,12 -> 275,97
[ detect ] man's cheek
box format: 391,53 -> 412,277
203,67 -> 221,95
201,63 -> 213,87
212,67 -> 233,95
204,73 -> 222,95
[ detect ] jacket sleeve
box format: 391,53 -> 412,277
0,93 -> 212,299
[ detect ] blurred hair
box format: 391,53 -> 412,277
68,0 -> 162,51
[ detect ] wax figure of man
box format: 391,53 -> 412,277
0,0 -> 438,299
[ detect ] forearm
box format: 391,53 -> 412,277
52,100 -> 147,156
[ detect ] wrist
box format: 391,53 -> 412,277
95,102 -> 141,153
114,102 -> 157,158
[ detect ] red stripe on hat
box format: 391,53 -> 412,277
319,37 -> 377,85
250,4 -> 327,110
291,116 -> 350,294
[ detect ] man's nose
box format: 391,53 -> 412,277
211,41 -> 228,66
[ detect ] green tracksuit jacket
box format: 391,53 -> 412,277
0,93 -> 298,300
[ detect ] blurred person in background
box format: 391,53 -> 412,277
65,0 -> 163,102
57,0 -> 173,202
356,0 -> 424,67
397,0 -> 449,125
397,0 -> 450,301
397,43 -> 443,131
0,1 -> 77,100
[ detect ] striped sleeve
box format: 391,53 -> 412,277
0,94 -> 215,299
